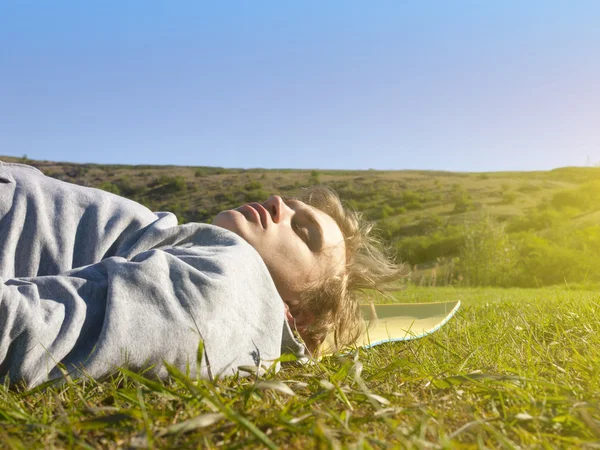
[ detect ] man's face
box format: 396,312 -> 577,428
213,195 -> 346,307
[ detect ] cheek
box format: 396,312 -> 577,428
262,241 -> 315,295
279,240 -> 311,270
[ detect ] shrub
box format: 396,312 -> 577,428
244,181 -> 263,191
98,182 -> 121,195
380,204 -> 395,219
115,176 -> 145,197
243,189 -> 269,203
518,183 -> 541,193
550,181 -> 600,212
406,200 -> 423,210
394,226 -> 463,265
309,170 -> 321,185
417,215 -> 443,233
154,176 -> 187,194
506,209 -> 564,233
401,190 -> 421,204
453,192 -> 474,213
195,167 -> 227,176
513,233 -> 597,287
501,191 -> 518,204
456,214 -> 517,287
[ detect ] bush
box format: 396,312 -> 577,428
501,191 -> 518,204
417,215 -> 443,233
401,190 -> 420,203
551,181 -> 600,211
309,170 -> 321,185
518,183 -> 541,193
115,176 -> 146,197
506,208 -> 566,233
153,176 -> 187,194
453,192 -> 474,213
195,167 -> 227,176
98,182 -> 121,195
456,214 -> 517,287
395,226 -> 463,265
243,188 -> 269,203
513,233 -> 597,287
244,181 -> 263,191
380,204 -> 395,219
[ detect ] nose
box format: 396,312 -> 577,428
263,195 -> 292,223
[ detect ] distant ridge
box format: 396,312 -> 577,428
3,154 -> 599,288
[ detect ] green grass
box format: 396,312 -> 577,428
1,287 -> 599,448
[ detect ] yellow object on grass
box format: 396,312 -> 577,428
321,300 -> 461,355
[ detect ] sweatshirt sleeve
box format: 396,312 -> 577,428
0,234 -> 290,388
0,161 -> 164,280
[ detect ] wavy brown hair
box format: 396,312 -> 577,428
291,185 -> 408,354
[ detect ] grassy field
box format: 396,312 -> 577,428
1,156 -> 600,447
1,287 -> 598,448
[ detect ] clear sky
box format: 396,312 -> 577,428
1,1 -> 598,171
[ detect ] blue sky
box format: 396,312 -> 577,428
1,1 -> 598,171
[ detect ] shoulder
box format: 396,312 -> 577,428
0,160 -> 44,175
150,223 -> 284,314
160,223 -> 270,277
0,160 -> 42,184
1,159 -> 156,218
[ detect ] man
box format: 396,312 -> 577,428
0,160 -> 404,387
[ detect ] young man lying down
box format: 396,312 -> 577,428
0,160 -> 404,388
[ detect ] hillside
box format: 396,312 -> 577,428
3,155 -> 600,287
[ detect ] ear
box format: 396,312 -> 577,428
283,302 -> 316,333
284,303 -> 295,325
292,309 -> 315,329
284,306 -> 321,354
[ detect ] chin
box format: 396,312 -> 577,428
213,210 -> 255,243
213,210 -> 242,234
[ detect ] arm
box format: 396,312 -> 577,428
0,240 -> 287,388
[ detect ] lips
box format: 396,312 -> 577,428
243,203 -> 269,228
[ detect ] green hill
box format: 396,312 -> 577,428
4,155 -> 600,288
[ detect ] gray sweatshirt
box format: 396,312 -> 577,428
0,161 -> 303,388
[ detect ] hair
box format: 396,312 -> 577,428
291,185 -> 408,354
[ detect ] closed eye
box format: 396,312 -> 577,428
284,197 -> 323,252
